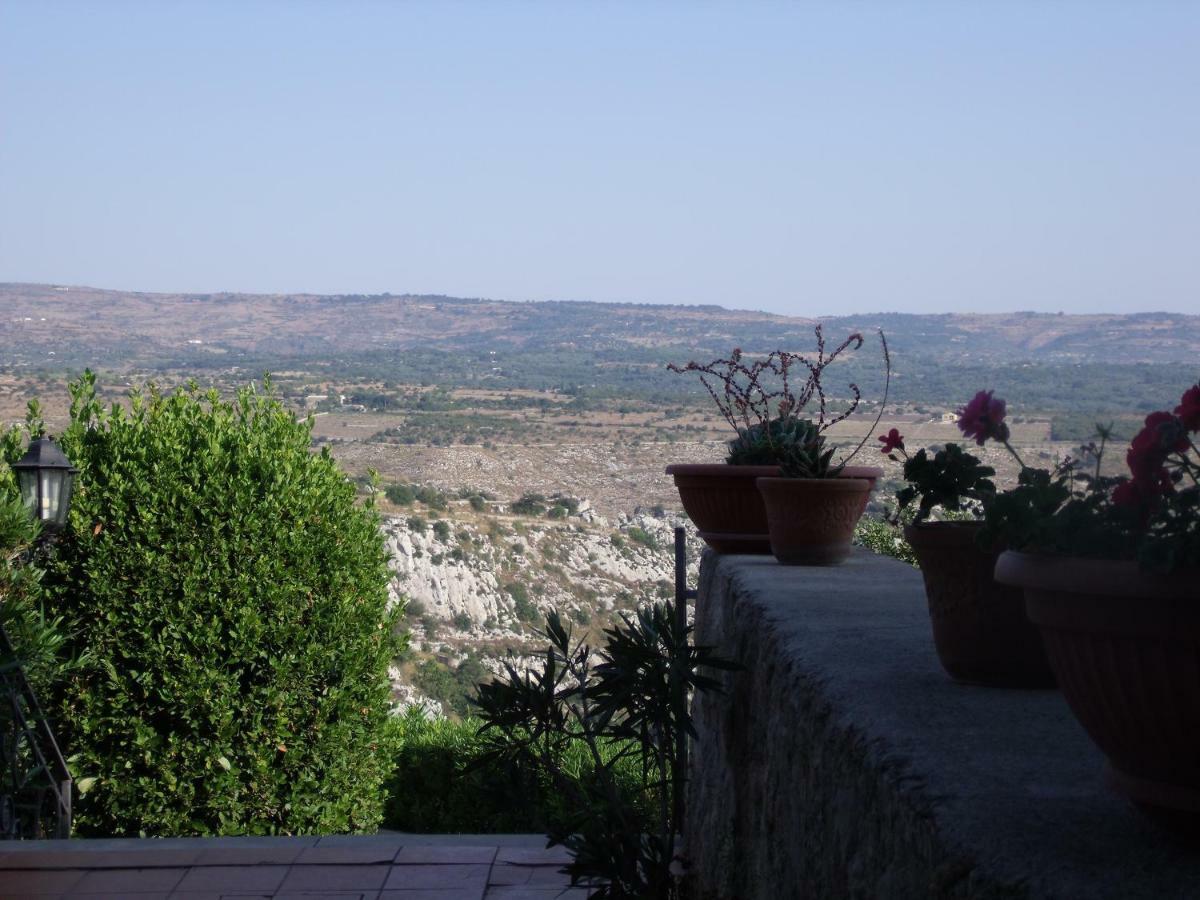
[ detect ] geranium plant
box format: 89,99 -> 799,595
885,439 -> 997,524
880,389 -> 1029,522
669,326 -> 891,478
888,384 -> 1200,572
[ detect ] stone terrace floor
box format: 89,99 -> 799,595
0,833 -> 594,899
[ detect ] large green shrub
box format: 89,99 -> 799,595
43,373 -> 401,836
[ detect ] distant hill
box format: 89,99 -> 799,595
3,282 -> 1197,366
1,283 -> 1195,412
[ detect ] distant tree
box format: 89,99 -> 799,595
386,483 -> 416,506
510,493 -> 546,516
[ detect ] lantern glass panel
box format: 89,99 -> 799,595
40,469 -> 64,523
53,470 -> 75,526
16,468 -> 37,515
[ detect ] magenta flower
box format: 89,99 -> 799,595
1126,411 -> 1187,498
957,390 -> 1010,446
1175,384 -> 1200,432
877,428 -> 904,454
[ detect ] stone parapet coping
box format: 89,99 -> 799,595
684,549 -> 1200,899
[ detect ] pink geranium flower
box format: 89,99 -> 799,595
877,428 -> 904,454
957,390 -> 1009,446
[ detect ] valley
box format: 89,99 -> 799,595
2,282 -> 1192,716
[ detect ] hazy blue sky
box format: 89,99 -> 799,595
2,2 -> 1197,316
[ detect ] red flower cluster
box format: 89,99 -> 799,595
877,428 -> 904,455
1177,385 -> 1200,431
1115,384 -> 1200,511
957,390 -> 1009,446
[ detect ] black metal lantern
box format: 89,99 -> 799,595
12,437 -> 77,530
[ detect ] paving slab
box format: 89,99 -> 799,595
0,836 -> 589,899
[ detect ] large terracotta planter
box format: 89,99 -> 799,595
756,476 -> 873,565
904,523 -> 1054,688
665,464 -> 780,554
995,551 -> 1200,820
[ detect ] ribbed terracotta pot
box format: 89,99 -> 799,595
995,551 -> 1200,822
904,523 -> 1054,688
756,476 -> 873,565
841,465 -> 884,516
665,464 -> 780,554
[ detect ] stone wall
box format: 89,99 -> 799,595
685,550 -> 1200,900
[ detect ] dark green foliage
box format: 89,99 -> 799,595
510,493 -> 546,516
505,582 -> 540,623
979,466 -> 1070,553
558,496 -> 581,514
626,527 -> 658,550
777,421 -> 838,479
980,462 -> 1200,573
474,605 -> 737,899
452,612 -> 473,631
727,416 -> 821,466
895,443 -> 997,522
385,483 -> 415,506
413,655 -> 490,718
432,520 -> 452,542
728,416 -> 838,478
1,420 -> 72,701
43,372 -> 400,836
381,710 -> 646,834
853,516 -> 918,566
384,482 -> 447,510
413,485 -> 448,511
0,491 -> 71,703
406,516 -> 428,535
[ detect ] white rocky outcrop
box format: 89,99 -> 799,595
381,502 -> 702,710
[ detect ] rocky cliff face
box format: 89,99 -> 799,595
381,503 -> 702,714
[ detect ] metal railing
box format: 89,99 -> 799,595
0,625 -> 72,839
672,526 -> 697,830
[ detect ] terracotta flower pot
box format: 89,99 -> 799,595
904,523 -> 1054,688
840,465 -> 884,516
666,464 -> 884,555
839,465 -> 884,487
995,551 -> 1200,821
665,464 -> 780,554
756,476 -> 873,565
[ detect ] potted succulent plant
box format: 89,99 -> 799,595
755,418 -> 878,565
879,395 -> 1054,687
972,383 -> 1200,822
667,328 -> 886,555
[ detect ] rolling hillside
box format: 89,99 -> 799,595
3,282 -> 1198,370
